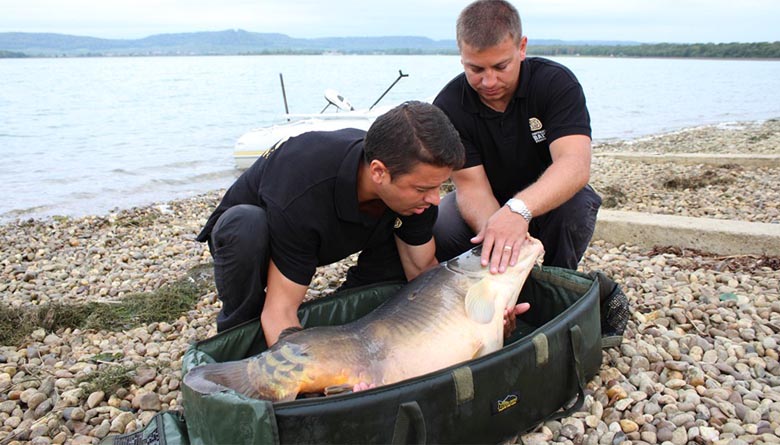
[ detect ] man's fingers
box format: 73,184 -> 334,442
508,239 -> 522,266
498,242 -> 514,273
489,239 -> 507,273
514,302 -> 531,316
481,234 -> 497,268
353,382 -> 376,392
489,238 -> 516,273
503,303 -> 530,339
503,308 -> 517,338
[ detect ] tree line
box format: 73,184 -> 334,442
0,50 -> 27,58
3,41 -> 780,59
528,42 -> 780,59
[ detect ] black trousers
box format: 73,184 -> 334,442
433,185 -> 602,269
208,204 -> 271,332
208,205 -> 407,332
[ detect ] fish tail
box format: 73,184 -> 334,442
184,363 -> 231,395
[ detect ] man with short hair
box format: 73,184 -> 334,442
197,101 -> 465,346
434,0 -> 602,274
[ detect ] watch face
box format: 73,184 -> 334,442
507,199 -> 531,221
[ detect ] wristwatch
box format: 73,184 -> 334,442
505,198 -> 533,223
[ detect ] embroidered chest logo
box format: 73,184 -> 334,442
394,218 -> 403,229
529,117 -> 546,143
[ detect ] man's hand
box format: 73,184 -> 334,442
504,302 -> 531,339
261,311 -> 302,348
353,382 -> 377,392
471,206 -> 529,274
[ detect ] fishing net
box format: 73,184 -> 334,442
591,271 -> 629,348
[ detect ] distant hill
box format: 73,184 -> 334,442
0,30 -> 457,56
0,29 -> 639,57
1,30 -> 776,58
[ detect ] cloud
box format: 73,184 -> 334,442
1,0 -> 778,43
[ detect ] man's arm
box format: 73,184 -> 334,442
260,259 -> 308,347
450,164 -> 501,235
395,237 -> 438,281
469,134 -> 592,273
513,134 -> 592,219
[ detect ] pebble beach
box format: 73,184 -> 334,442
1,119 -> 779,444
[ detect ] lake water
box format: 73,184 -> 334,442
1,55 -> 779,223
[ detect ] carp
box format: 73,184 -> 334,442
184,235 -> 544,402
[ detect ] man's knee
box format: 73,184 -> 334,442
210,205 -> 270,331
534,186 -> 601,268
211,204 -> 269,256
433,192 -> 474,262
340,240 -> 406,290
556,185 -> 602,222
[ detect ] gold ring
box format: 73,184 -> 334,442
503,246 -> 512,251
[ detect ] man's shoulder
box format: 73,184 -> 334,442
434,73 -> 478,129
433,73 -> 467,109
272,128 -> 364,165
525,57 -> 581,85
264,128 -> 364,204
286,127 -> 366,148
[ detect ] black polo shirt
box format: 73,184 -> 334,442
434,57 -> 591,204
196,128 -> 437,285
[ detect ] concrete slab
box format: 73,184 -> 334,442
594,152 -> 780,167
594,210 -> 780,256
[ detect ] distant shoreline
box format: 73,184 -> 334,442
2,30 -> 778,59
4,52 -> 780,62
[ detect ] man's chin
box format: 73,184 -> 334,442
396,209 -> 421,216
481,89 -> 499,97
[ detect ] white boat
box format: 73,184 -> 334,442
233,72 -> 407,169
233,112 -> 381,170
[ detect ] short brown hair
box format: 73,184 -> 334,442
364,101 -> 465,178
456,0 -> 522,51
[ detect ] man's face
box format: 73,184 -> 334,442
460,35 -> 527,112
378,162 -> 452,216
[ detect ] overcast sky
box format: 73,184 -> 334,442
2,0 -> 779,44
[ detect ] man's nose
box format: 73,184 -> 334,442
426,189 -> 441,205
481,70 -> 497,87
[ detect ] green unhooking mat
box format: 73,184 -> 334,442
103,266 -> 608,445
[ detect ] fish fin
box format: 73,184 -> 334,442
465,278 -> 496,324
184,364 -> 230,395
278,326 -> 303,340
194,360 -> 267,400
324,383 -> 354,396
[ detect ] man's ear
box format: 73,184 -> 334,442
369,160 -> 389,183
518,35 -> 528,59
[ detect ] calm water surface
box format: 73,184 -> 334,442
1,55 -> 778,222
